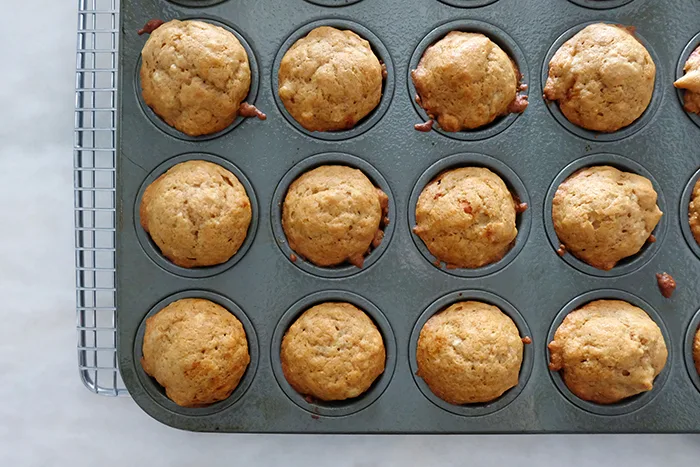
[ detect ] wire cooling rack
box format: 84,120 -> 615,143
74,0 -> 126,396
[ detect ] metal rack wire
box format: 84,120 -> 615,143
74,0 -> 126,396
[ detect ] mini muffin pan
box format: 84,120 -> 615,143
117,0 -> 700,433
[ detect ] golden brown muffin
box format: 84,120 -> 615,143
544,23 -> 656,133
552,166 -> 662,270
282,165 -> 388,268
548,300 -> 667,404
141,298 -> 250,407
674,46 -> 700,114
140,160 -> 252,268
413,167 -> 518,269
411,31 -> 527,132
688,179 -> 700,245
278,26 -> 383,132
280,302 -> 386,401
140,20 -> 251,136
416,301 -> 524,404
693,327 -> 700,377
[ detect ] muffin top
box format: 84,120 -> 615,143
548,299 -> 667,404
282,165 -> 388,268
413,167 -> 518,269
416,301 -> 524,405
411,31 -> 527,132
280,302 -> 386,401
674,46 -> 700,115
688,179 -> 700,246
141,298 -> 250,407
544,23 -> 656,133
278,26 -> 384,132
552,166 -> 662,270
140,19 -> 251,136
140,160 -> 252,268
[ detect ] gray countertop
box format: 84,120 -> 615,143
2,1 -> 699,465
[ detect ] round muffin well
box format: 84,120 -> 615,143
140,298 -> 250,407
548,299 -> 668,405
280,302 -> 386,402
413,167 -> 519,269
278,26 -> 384,132
140,19 -> 252,136
411,31 -> 527,132
139,160 -> 253,269
282,165 -> 388,268
544,23 -> 656,133
416,301 -> 524,405
552,165 -> 663,271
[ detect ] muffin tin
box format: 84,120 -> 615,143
117,0 -> 700,433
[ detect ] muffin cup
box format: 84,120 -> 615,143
270,290 -> 397,417
546,289 -> 672,416
271,152 -> 395,279
134,153 -> 259,279
134,17 -> 260,141
133,290 -> 259,416
408,20 -> 528,141
409,290 -> 533,417
675,32 -> 700,130
437,0 -> 499,7
567,0 -> 634,9
408,153 -> 531,278
684,307 -> 700,395
544,153 -> 667,278
679,167 -> 700,260
272,19 -> 394,141
541,21 -> 663,142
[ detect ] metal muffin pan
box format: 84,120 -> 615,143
117,0 -> 700,433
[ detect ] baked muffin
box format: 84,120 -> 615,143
141,298 -> 250,407
411,31 -> 527,132
282,165 -> 388,268
548,299 -> 667,404
552,166 -> 662,270
693,327 -> 700,377
544,23 -> 656,133
688,179 -> 700,245
674,46 -> 700,114
278,26 -> 384,132
140,19 -> 251,136
413,167 -> 518,269
140,160 -> 252,268
280,302 -> 386,401
416,301 -> 524,404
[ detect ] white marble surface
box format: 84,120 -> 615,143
2,1 -> 700,465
